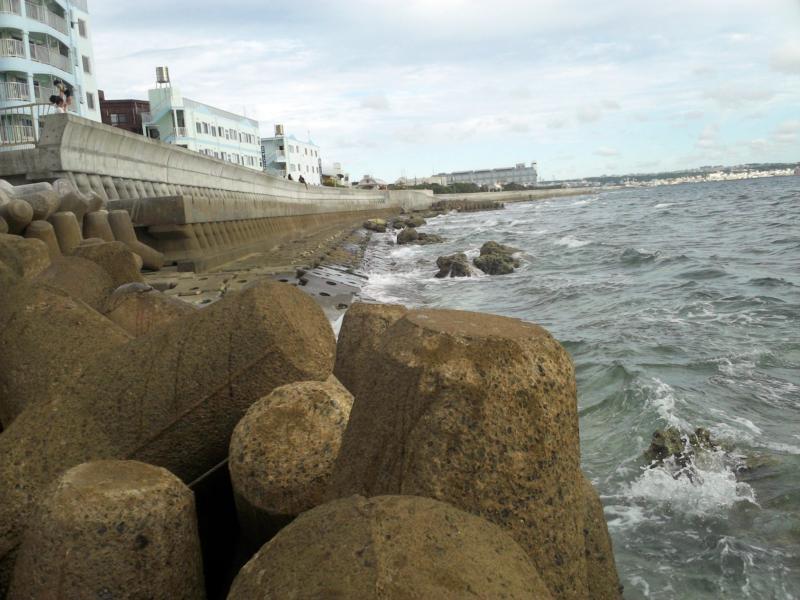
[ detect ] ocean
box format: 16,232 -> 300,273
358,177 -> 800,599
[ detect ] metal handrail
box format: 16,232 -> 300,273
0,38 -> 25,58
28,42 -> 71,73
24,2 -> 69,36
0,101 -> 55,147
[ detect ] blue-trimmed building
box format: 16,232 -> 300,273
0,0 -> 99,143
141,69 -> 262,172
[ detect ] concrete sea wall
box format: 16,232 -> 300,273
0,114 -> 433,270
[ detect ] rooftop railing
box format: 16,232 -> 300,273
0,38 -> 26,58
25,1 -> 69,36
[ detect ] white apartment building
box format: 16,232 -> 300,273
437,162 -> 539,188
0,0 -> 100,144
261,124 -> 321,184
141,68 -> 262,171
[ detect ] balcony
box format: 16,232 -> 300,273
0,81 -> 30,101
0,0 -> 21,15
28,42 -> 70,73
0,38 -> 25,58
0,123 -> 35,144
33,84 -> 57,102
25,2 -> 69,36
171,127 -> 189,138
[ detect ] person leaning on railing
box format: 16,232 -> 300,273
48,80 -> 73,114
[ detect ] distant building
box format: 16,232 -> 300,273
261,124 -> 321,184
321,161 -> 350,187
356,174 -> 387,190
1,0 -> 99,145
98,91 -> 149,135
395,175 -> 448,187
436,162 -> 538,188
140,68 -> 262,171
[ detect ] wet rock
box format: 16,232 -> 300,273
396,227 -> 418,245
643,426 -> 717,466
363,218 -> 387,233
229,376 -> 353,549
415,232 -> 444,245
0,282 -> 131,428
227,495 -> 553,600
9,460 -> 205,600
73,240 -> 145,287
35,255 -> 117,312
393,214 -> 427,229
329,307 -> 602,599
104,284 -> 196,337
473,240 -> 521,275
435,253 -> 472,278
0,281 -> 335,591
0,234 -> 50,280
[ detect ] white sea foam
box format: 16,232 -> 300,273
555,235 -> 591,248
628,450 -> 757,516
655,203 -> 674,208
640,378 -> 691,429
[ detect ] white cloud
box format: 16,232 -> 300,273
771,41 -> 800,74
704,85 -> 774,109
696,124 -> 720,150
594,147 -> 620,157
359,95 -> 391,111
772,120 -> 799,145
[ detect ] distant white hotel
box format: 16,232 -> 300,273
436,162 -> 538,188
0,0 -> 99,144
261,124 -> 321,184
141,68 -> 262,171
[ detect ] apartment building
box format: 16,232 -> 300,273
98,90 -> 149,135
0,0 -> 100,144
261,124 -> 322,184
141,68 -> 262,171
436,162 -> 538,188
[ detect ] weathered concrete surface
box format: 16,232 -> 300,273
329,305 -> 604,600
108,210 -> 165,270
229,376 -> 353,549
228,495 -> 553,600
9,460 -> 205,600
23,220 -> 60,258
0,200 -> 32,235
73,241 -> 144,288
35,256 -> 117,312
48,211 -> 82,254
104,283 -> 195,337
0,234 -> 50,279
0,281 -> 335,593
0,282 -> 131,428
580,475 -> 623,599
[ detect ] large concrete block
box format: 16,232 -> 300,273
35,255 -> 117,312
228,495 -> 552,599
9,460 -> 205,600
0,200 -> 33,235
23,221 -> 61,259
73,241 -> 144,288
53,178 -> 91,225
229,376 -> 353,549
0,281 -> 335,592
0,234 -> 50,280
11,183 -> 59,221
0,281 -> 130,427
329,306 -> 594,600
580,475 -> 623,599
83,210 -> 115,242
105,283 -> 195,337
49,211 -> 83,255
108,209 -> 164,270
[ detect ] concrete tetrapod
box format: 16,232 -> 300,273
9,460 -> 205,600
48,211 -> 83,254
83,210 -> 115,242
0,234 -> 50,279
104,283 -> 196,337
35,255 -> 117,312
73,240 -> 144,287
11,183 -> 59,221
108,209 -> 165,270
227,494 -> 553,600
0,282 -> 132,428
23,221 -> 60,259
0,200 -> 33,235
229,376 -> 353,550
0,281 -> 335,594
328,304 -> 620,600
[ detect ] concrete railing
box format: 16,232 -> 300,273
0,0 -> 21,15
0,81 -> 30,101
0,38 -> 26,58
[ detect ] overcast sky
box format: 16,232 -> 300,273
91,0 -> 800,181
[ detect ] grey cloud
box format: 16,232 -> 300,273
594,147 -> 619,157
360,95 -> 391,111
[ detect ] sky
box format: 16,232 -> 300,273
90,0 -> 800,181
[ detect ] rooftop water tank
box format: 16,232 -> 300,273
275,124 -> 285,136
156,67 -> 170,84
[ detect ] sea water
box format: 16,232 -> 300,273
359,177 -> 800,599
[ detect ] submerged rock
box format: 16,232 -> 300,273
435,253 -> 471,278
363,218 -> 387,233
644,426 -> 718,468
473,240 -> 521,275
396,227 -> 418,244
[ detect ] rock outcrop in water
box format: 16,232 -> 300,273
644,427 -> 718,474
435,252 -> 472,277
473,240 -> 521,275
363,218 -> 387,233
396,227 -> 444,245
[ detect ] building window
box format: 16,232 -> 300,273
211,126 -> 216,137
82,55 -> 91,74
203,123 -> 209,134
78,19 -> 87,37
196,122 -> 202,134
110,113 -> 128,125
86,92 -> 95,110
